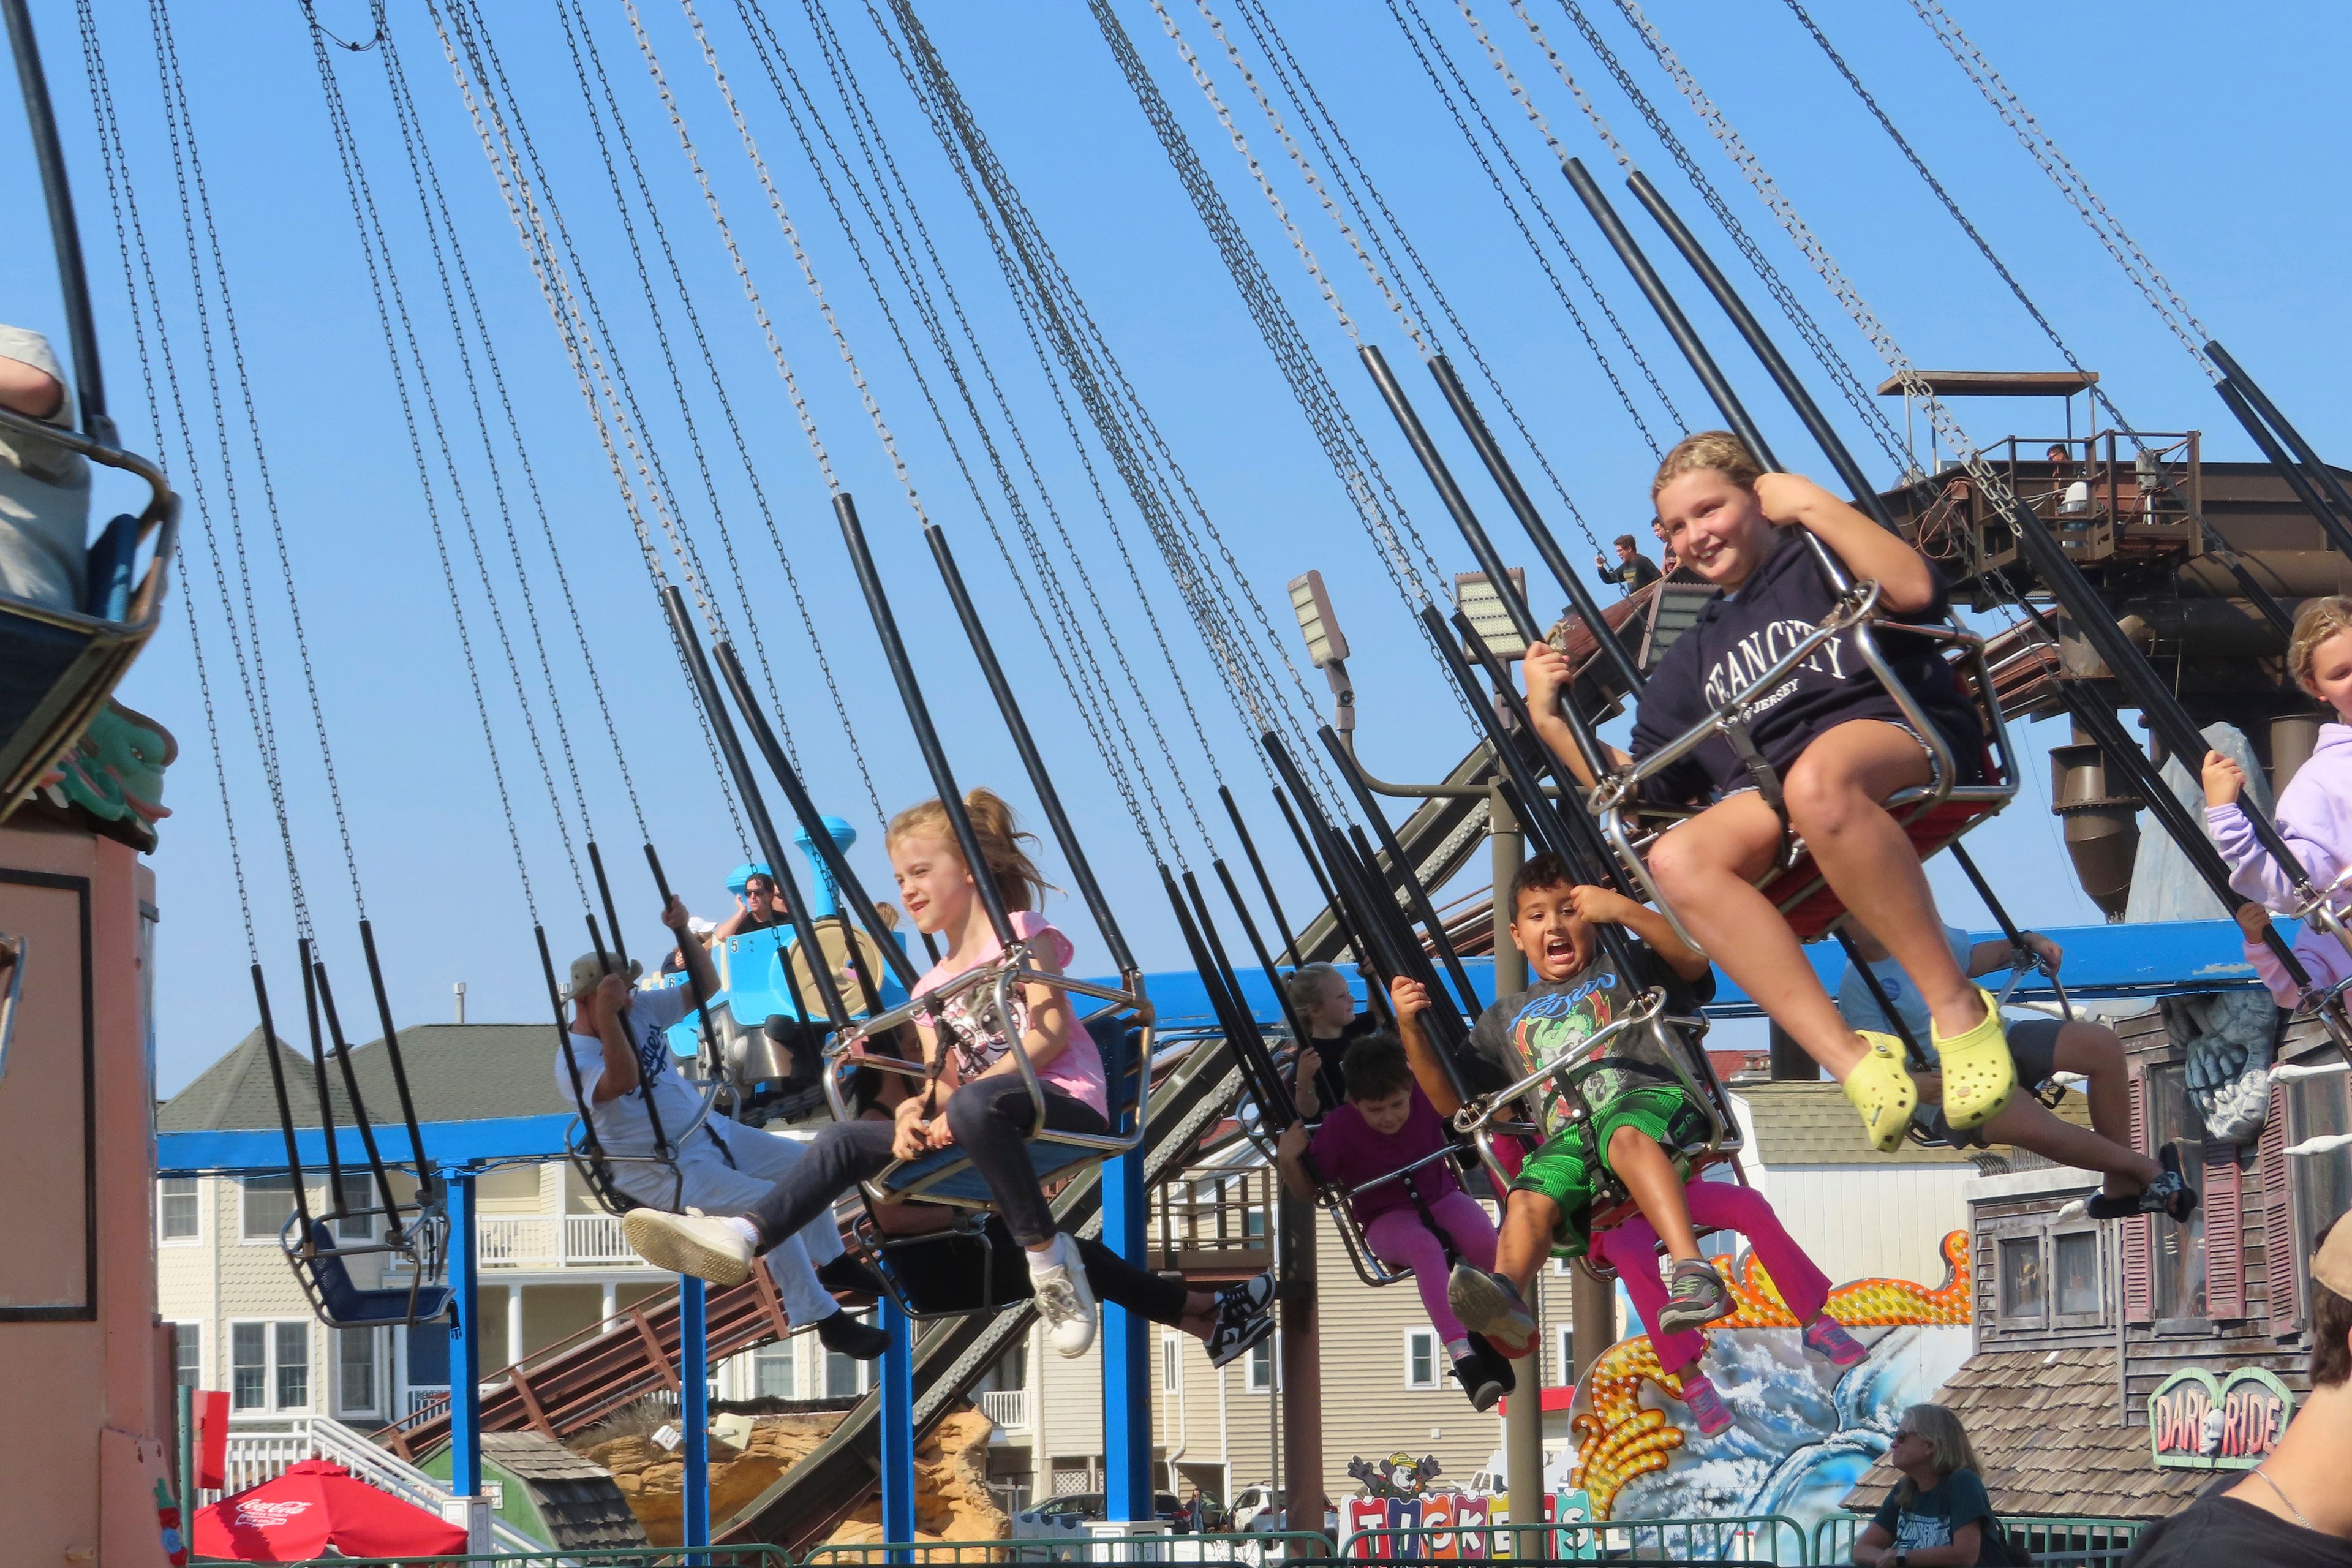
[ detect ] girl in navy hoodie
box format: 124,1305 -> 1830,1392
1526,431 -> 2014,1154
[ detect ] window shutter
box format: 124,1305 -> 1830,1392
2122,1065 -> 2154,1324
2203,1147 -> 2245,1320
2261,1075 -> 2301,1335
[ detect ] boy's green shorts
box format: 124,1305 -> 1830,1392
1507,1083 -> 1709,1259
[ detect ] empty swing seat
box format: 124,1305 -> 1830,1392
292,1221 -> 453,1329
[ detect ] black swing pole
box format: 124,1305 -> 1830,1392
638,841 -> 734,1082
1211,856 -> 1316,1047
662,585 -> 851,1033
927,522 -> 1138,978
311,956 -> 399,1227
1319,724 -> 1484,1023
249,965 -> 316,1236
1419,351 -> 1646,693
1159,865 -> 1293,1126
357,919 -> 436,1208
710,640 -> 913,1008
1182,867 -> 1302,1128
1271,784 -> 1373,981
836,495 -> 1018,948
2211,376 -> 2352,567
585,842 -> 633,979
1947,841 -> 2030,955
296,940 -> 350,1217
2205,341 -> 2352,562
1220,785 -> 1303,970
1263,739 -> 1410,1002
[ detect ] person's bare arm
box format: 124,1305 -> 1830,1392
1754,472 -> 1936,613
1849,1521 -> 1892,1567
1291,1046 -> 1324,1120
589,974 -> 639,1103
0,355 -> 64,420
1569,885 -> 1709,981
661,897 -> 720,1002
1275,1121 -> 1317,1202
1523,642 -> 1630,788
1896,1521 -> 1980,1567
1389,975 -> 1461,1117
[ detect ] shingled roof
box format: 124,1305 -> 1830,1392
1841,1348 -> 2209,1520
1738,1081 -> 1981,1167
159,1023 -> 570,1131
478,1432 -> 647,1550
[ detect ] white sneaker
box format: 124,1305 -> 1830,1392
623,1207 -> 754,1286
1028,1234 -> 1098,1358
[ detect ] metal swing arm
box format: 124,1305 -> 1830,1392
1316,1137 -> 1480,1292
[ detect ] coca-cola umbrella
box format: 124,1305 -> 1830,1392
191,1458 -> 470,1562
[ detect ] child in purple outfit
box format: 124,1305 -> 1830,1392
2205,597 -> 2352,1004
1275,1032 -> 1508,1410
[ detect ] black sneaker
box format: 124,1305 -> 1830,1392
815,1309 -> 891,1360
1215,1270 -> 1276,1324
1205,1300 -> 1275,1370
1655,1259 -> 1736,1335
1464,1333 -> 1518,1392
1452,1355 -> 1508,1412
2087,1144 -> 2201,1224
816,1253 -> 891,1302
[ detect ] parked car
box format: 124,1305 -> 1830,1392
1012,1491 -> 1186,1535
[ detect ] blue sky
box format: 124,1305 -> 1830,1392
5,1 -> 2345,1095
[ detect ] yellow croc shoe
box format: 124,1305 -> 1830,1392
1931,986 -> 2016,1130
1842,1031 -> 1919,1154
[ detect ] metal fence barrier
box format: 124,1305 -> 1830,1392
804,1532 -> 1336,1566
1813,1511 -> 2146,1567
192,1550 -> 794,1568
1342,1514 -> 1810,1562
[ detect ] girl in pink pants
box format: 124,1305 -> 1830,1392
1588,1176 -> 1866,1435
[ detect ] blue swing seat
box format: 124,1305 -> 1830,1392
295,1220 -> 453,1328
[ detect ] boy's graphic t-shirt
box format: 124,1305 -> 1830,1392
1867,1470 -> 2001,1565
1464,943 -> 1714,1136
1630,529 -> 1981,805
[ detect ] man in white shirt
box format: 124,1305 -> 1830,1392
0,323 -> 91,611
558,896 -> 888,1359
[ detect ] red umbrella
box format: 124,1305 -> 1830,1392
192,1458 -> 471,1562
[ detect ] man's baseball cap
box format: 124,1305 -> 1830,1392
566,951 -> 643,1001
2316,1208 -> 2352,1299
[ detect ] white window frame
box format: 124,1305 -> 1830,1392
824,1317 -> 875,1398
1404,1327 -> 1440,1390
753,1338 -> 797,1400
1161,1332 -> 1181,1393
159,1177 -> 202,1245
239,1175 -> 299,1245
1556,1324 -> 1577,1389
169,1319 -> 204,1390
337,1325 -> 383,1419
1245,1333 -> 1276,1393
228,1317 -> 314,1414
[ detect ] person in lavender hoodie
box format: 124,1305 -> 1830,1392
2204,597 -> 2352,1005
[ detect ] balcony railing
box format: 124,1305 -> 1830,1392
977,1389 -> 1030,1433
1152,1167 -> 1274,1275
390,1212 -> 646,1271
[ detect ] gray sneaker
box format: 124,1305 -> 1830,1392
1656,1259 -> 1736,1335
1446,1265 -> 1537,1359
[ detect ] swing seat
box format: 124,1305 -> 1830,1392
289,1221 -> 453,1329
1319,1140 -> 1483,1290
0,409 -> 178,825
1593,581 -> 2019,952
875,1137 -> 1106,1205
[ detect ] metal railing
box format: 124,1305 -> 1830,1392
190,1550 -> 792,1567
1151,1167 -> 1273,1270
807,1532 -> 1333,1566
390,1213 -> 649,1271
208,1415 -> 543,1554
1343,1514 -> 1808,1562
1813,1511 -> 2145,1567
977,1389 -> 1030,1432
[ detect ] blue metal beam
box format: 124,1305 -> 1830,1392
1100,1144 -> 1153,1521
879,1303 -> 915,1559
447,1171 -> 481,1502
682,1275 -> 710,1555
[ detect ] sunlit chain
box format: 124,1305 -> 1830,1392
1388,0 -> 1675,453
78,0 -> 261,960
378,17 -> 651,843
1231,0 -> 1603,552
427,0 -> 752,855
311,17 -> 549,918
1540,0 -> 1911,471
1905,0 -> 2211,372
741,0 -> 1177,862
1483,0 -> 1630,168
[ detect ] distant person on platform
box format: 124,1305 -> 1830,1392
710,870 -> 790,943
559,894 -> 890,1360
0,324 -> 91,611
2122,1209 -> 2352,1566
1594,532 -> 1662,596
2048,442 -> 2092,517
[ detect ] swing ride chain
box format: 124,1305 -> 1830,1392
883,0 -> 1351,818
733,0 -> 1177,862
376,16 -> 653,842
1537,0 -> 1913,473
556,0 -> 891,832
77,0 -> 263,961
1904,0 -> 2212,372
1387,0 -> 1676,456
1228,0 -> 1607,556
307,13 -> 557,918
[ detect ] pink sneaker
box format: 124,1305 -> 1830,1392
1802,1315 -> 1867,1368
1679,1371 -> 1732,1436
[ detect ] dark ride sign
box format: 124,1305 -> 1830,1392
2147,1366 -> 2294,1469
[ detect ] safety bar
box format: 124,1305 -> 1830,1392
1449,989 -> 1670,1136
821,954 -> 1154,1210
1317,1139 -> 1479,1290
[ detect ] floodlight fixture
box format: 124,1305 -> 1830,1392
1454,568 -> 1529,666
1288,570 -> 1349,669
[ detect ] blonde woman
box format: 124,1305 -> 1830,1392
1853,1404 -> 2008,1566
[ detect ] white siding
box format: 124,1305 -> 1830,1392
1736,1161 -> 1980,1288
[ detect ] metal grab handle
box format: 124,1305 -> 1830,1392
0,404 -> 177,631
1449,989 -> 1672,1137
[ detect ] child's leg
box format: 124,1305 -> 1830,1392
1648,792 -> 1870,1080
1683,1181 -> 1832,1325
941,1076 -> 1109,1249
1429,1189 -> 1499,1274
1604,1125 -> 1703,1262
1593,1214 -> 1703,1375
1975,1095 -> 2160,1191
1366,1208 -> 1473,1342
1494,1190 -> 1562,1299
2051,1020 -> 2155,1198
1779,720 -> 1980,1039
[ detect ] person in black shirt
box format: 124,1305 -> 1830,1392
2124,1212 -> 2352,1566
1525,432 -> 2013,1156
711,870 -> 790,943
1594,532 -> 1663,595
1282,961 -> 1379,1110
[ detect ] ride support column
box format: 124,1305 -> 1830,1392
443,1167 -> 490,1550
1491,786 -> 1547,1540
682,1275 -> 710,1552
1102,1141 -> 1155,1523
1277,1183 -> 1323,1537
881,1300 -> 916,1554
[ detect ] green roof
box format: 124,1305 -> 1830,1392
159,1022 -> 572,1131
